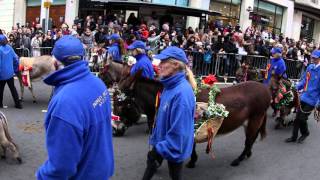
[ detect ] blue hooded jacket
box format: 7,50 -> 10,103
150,72 -> 195,163
296,64 -> 320,107
107,43 -> 122,62
36,61 -> 114,180
0,45 -> 19,80
264,57 -> 287,85
130,54 -> 154,79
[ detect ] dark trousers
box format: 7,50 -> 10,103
142,155 -> 183,180
291,101 -> 314,139
0,77 -> 20,107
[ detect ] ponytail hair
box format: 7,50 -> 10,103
170,59 -> 197,90
185,66 -> 197,90
116,38 -> 126,55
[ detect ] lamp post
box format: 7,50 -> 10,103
43,0 -> 52,32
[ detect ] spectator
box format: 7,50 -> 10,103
81,28 -> 95,50
31,31 -> 42,57
127,13 -> 139,27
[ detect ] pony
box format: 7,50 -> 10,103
114,71 -> 271,167
236,61 -> 299,129
269,74 -> 300,129
0,111 -> 22,164
99,54 -> 127,88
114,71 -> 162,133
17,55 -> 57,103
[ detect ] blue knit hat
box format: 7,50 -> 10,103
52,35 -> 85,64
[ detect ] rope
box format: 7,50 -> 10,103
205,127 -> 216,159
299,104 -> 314,114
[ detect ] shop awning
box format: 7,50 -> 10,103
88,0 -> 221,17
295,4 -> 320,18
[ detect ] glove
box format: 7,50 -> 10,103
147,147 -> 163,168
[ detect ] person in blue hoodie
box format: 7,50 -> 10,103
0,34 -> 22,109
127,40 -> 154,79
36,35 -> 114,180
285,49 -> 320,143
142,46 -> 196,180
263,47 -> 287,85
106,33 -> 125,63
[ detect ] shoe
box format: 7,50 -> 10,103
15,104 -> 23,109
297,133 -> 309,143
285,137 -> 297,143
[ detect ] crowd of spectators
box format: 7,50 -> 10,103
1,13 -> 318,71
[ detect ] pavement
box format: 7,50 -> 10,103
1,80 -> 320,180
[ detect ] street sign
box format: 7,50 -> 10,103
43,2 -> 52,8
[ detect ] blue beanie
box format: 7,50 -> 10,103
52,35 -> 85,64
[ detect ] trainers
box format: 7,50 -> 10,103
297,133 -> 309,143
285,137 -> 297,143
15,104 -> 23,109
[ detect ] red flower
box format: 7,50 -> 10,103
202,74 -> 217,86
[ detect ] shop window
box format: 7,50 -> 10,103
152,0 -> 188,7
300,16 -> 315,42
209,0 -> 241,27
252,0 -> 283,35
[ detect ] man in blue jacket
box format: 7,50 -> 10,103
263,47 -> 287,85
0,34 -> 22,109
286,49 -> 320,143
128,40 -> 154,79
36,35 -> 114,180
142,46 -> 195,180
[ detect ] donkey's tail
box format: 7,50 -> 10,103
259,113 -> 267,140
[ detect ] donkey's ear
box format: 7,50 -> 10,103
134,69 -> 143,79
127,69 -> 143,90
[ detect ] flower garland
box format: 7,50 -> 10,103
194,75 -> 229,132
274,80 -> 294,110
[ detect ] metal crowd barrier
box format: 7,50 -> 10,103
185,50 -> 217,77
14,48 -> 30,57
285,59 -> 303,80
31,47 -> 53,57
187,51 -> 303,81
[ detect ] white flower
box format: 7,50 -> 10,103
117,93 -> 127,102
127,56 -> 136,66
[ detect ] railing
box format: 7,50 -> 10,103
14,48 -> 30,57
187,51 -> 304,81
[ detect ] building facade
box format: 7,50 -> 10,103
292,0 -> 320,42
1,0 -> 320,42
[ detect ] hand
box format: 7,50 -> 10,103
147,147 -> 162,168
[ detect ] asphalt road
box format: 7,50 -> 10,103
0,80 -> 320,180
